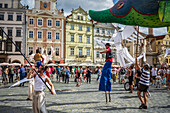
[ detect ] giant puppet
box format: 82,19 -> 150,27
89,0 -> 170,32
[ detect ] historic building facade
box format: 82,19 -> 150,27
65,7 -> 93,64
0,0 -> 26,64
93,23 -> 117,64
26,0 -> 65,64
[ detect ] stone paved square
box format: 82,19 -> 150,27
0,75 -> 170,113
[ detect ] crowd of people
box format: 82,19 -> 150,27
0,63 -> 170,91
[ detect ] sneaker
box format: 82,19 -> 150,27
139,104 -> 145,109
143,105 -> 147,109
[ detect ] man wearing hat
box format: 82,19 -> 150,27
99,43 -> 113,103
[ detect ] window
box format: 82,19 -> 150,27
96,51 -> 100,58
79,26 -> 82,31
28,47 -> 33,55
56,33 -> 60,39
81,16 -> 83,20
38,19 -> 42,25
96,28 -> 99,33
29,31 -> 33,38
127,46 -> 130,52
8,15 -> 13,21
48,20 -> 52,26
47,48 -> 51,55
47,32 -> 52,39
16,29 -> 21,37
8,29 -> 12,36
71,35 -> 74,42
78,16 -> 80,20
102,54 -> 105,58
107,29 -> 110,35
38,31 -> 42,39
87,36 -> 90,43
37,47 -> 42,54
56,21 -> 60,26
0,14 -> 4,20
102,28 -> 105,34
87,27 -> 90,32
17,15 -> 22,21
29,19 -> 34,25
4,4 -> 8,8
79,48 -> 82,56
70,48 -> 74,55
0,4 -> 2,8
79,35 -> 82,42
56,48 -> 59,56
87,49 -> 90,56
15,41 -> 21,52
6,39 -> 12,52
71,25 -> 74,30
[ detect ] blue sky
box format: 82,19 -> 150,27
21,0 -> 168,36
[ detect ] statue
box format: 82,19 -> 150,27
146,41 -> 152,52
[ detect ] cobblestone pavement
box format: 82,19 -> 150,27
0,75 -> 170,113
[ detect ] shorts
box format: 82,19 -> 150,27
2,74 -> 8,79
168,80 -> 170,83
36,61 -> 42,68
152,76 -> 156,80
129,80 -> 133,85
121,74 -> 125,79
138,84 -> 149,92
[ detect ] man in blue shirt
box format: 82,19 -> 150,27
19,64 -> 25,87
56,65 -> 61,82
65,66 -> 70,84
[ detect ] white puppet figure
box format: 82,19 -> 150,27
94,26 -> 146,68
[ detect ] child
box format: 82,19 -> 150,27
156,72 -> 161,88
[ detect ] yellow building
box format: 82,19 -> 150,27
65,7 -> 93,64
156,34 -> 170,65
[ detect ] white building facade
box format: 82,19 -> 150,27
0,0 -> 26,64
93,23 -> 117,64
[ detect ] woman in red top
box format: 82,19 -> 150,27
46,67 -> 51,78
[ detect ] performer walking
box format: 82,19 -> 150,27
27,66 -> 55,113
99,43 -> 113,103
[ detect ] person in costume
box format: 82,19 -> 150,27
34,49 -> 44,69
27,65 -> 55,113
99,43 -> 113,103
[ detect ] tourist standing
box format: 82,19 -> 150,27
65,66 -> 70,84
99,43 -> 113,103
87,66 -> 92,84
9,65 -> 14,83
119,67 -> 126,83
19,64 -> 25,87
96,67 -> 102,82
56,65 -> 61,82
137,64 -> 150,109
26,68 -> 34,101
151,65 -> 157,86
112,66 -> 117,83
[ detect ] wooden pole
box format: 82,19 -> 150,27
135,26 -> 139,73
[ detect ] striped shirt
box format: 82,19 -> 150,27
139,68 -> 150,86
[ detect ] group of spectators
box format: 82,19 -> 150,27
0,64 -> 27,86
